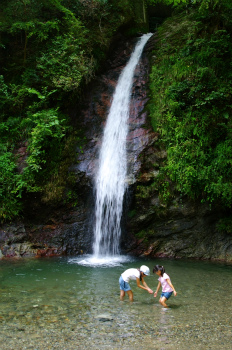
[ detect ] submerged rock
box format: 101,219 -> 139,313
96,314 -> 114,322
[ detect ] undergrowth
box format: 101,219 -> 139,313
149,3 -> 232,210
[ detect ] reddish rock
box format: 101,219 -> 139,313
36,247 -> 62,257
75,34 -> 156,185
42,225 -> 57,230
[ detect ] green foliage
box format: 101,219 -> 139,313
136,185 -> 153,199
0,0 -> 145,222
147,0 -> 187,6
217,216 -> 232,234
135,228 -> 155,244
135,230 -> 149,242
1,0 -> 232,222
0,108 -> 68,221
25,109 -> 66,173
36,34 -> 95,91
128,209 -> 137,218
0,152 -> 23,222
149,2 -> 232,209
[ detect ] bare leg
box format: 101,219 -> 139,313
127,290 -> 134,302
120,290 -> 125,301
159,296 -> 168,308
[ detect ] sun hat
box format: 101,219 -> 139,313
140,265 -> 150,276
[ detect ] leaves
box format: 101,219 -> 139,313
0,0 -> 147,222
36,34 -> 95,91
0,152 -> 23,222
149,3 -> 232,208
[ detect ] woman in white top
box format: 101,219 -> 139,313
119,265 -> 153,301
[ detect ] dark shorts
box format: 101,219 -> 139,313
161,291 -> 173,300
119,275 -> 131,292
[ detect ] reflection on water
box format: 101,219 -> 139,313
0,257 -> 231,349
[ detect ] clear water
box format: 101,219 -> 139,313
93,33 -> 153,257
0,256 -> 231,349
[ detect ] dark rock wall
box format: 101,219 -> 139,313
0,34 -> 156,259
0,33 -> 231,262
126,193 -> 232,261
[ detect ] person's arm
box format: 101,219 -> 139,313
136,277 -> 153,293
167,279 -> 177,296
141,277 -> 153,293
154,281 -> 161,297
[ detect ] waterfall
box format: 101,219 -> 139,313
93,33 -> 153,258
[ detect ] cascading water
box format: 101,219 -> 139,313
92,33 -> 153,260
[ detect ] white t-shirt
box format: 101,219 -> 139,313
121,268 -> 140,283
158,272 -> 173,293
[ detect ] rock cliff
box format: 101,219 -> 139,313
0,33 -> 231,262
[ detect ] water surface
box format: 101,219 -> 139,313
0,256 -> 231,349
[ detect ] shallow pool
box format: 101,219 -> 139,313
0,256 -> 231,349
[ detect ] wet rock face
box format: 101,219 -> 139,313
74,34 -> 156,180
0,33 -> 231,261
124,153 -> 232,262
0,34 -> 157,259
67,34 -> 158,254
0,208 -> 92,258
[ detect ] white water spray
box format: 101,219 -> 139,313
92,33 -> 153,259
